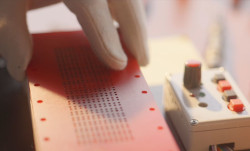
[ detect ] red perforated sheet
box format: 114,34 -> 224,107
27,31 -> 179,151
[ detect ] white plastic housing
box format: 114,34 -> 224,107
164,68 -> 250,151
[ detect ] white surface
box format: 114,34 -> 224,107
141,36 -> 206,86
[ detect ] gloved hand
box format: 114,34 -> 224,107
0,0 -> 149,81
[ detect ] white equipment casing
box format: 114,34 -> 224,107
164,68 -> 250,151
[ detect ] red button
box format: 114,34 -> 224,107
228,99 -> 244,112
217,80 -> 232,92
185,60 -> 201,67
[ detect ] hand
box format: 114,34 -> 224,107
0,0 -> 149,81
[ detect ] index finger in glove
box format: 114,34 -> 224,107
108,0 -> 149,66
0,0 -> 32,81
63,0 -> 127,70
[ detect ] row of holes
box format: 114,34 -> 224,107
135,75 -> 163,130
34,74 -> 163,142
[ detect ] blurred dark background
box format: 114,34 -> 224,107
0,68 -> 34,151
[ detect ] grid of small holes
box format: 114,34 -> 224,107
55,48 -> 133,144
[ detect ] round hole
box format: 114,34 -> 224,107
142,91 -> 148,94
37,100 -> 43,103
44,137 -> 50,141
41,118 -> 46,121
157,126 -> 163,130
198,102 -> 208,108
149,108 -> 155,111
34,83 -> 40,86
134,75 -> 140,78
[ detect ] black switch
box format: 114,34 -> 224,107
212,74 -> 225,83
223,90 -> 237,102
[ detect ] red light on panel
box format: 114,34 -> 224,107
228,99 -> 245,112
217,80 -> 232,92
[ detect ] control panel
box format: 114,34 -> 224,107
164,60 -> 250,151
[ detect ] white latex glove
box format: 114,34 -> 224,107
0,0 -> 149,81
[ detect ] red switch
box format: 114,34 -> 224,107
228,99 -> 245,112
217,80 -> 232,92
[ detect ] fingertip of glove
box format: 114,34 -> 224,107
138,56 -> 149,66
106,54 -> 128,70
136,46 -> 150,67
